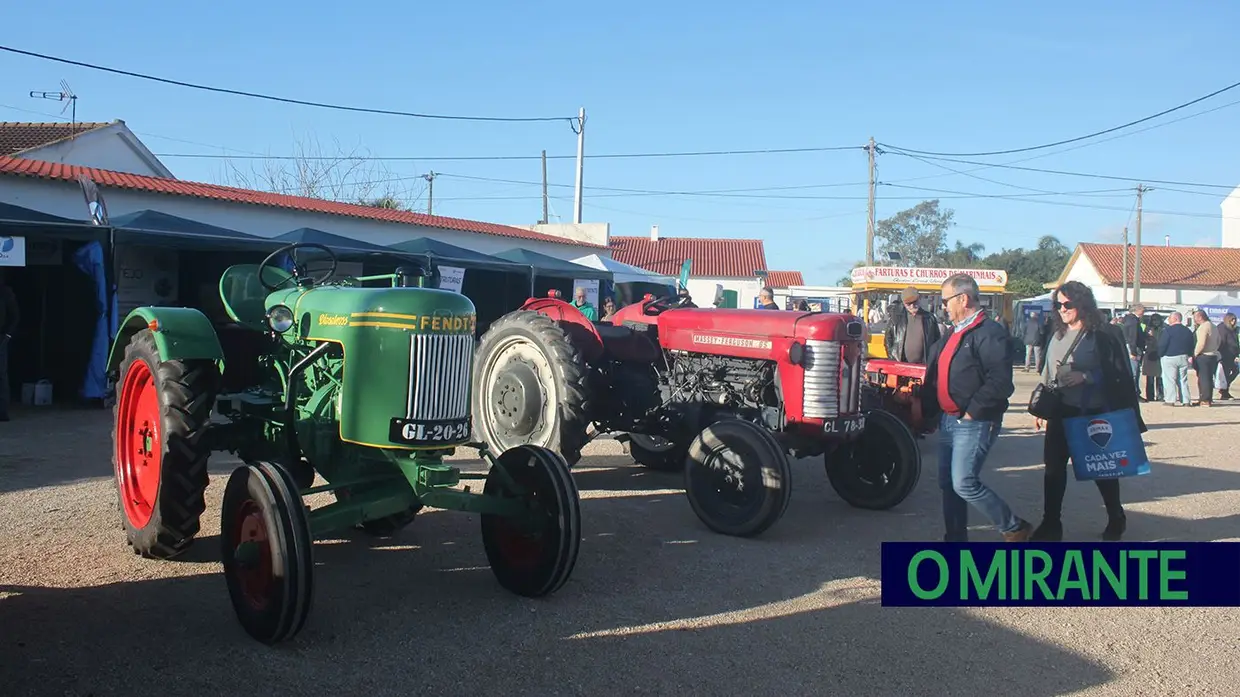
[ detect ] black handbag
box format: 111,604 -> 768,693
1028,330 -> 1087,420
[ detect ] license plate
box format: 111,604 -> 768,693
823,414 -> 867,435
389,417 -> 471,446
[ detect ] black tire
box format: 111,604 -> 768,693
684,418 -> 792,537
112,328 -> 219,559
473,310 -> 592,466
220,462 -> 315,645
824,408 -> 922,510
481,444 -> 581,597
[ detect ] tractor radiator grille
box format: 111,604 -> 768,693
407,334 -> 474,421
802,339 -> 841,418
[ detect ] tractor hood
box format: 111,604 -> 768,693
268,285 -> 477,341
658,308 -> 863,343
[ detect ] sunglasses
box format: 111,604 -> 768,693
1053,300 -> 1077,311
940,292 -> 965,307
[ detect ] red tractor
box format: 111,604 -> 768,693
472,291 -> 922,537
858,358 -> 932,436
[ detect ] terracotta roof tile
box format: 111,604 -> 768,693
0,155 -> 604,248
764,270 -> 804,288
1078,242 -> 1240,288
609,235 -> 767,277
0,122 -> 114,156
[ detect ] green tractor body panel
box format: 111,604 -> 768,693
268,285 -> 478,452
107,306 -> 225,373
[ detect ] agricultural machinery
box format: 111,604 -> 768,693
472,289 -> 922,538
108,242 -> 581,645
858,358 -> 933,436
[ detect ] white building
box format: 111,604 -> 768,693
1222,184 -> 1240,249
1051,242 -> 1240,309
0,120 -> 174,178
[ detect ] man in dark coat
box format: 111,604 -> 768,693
884,285 -> 941,364
1021,310 -> 1046,372
1219,312 -> 1239,400
1121,304 -> 1147,397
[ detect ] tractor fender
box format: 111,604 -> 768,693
107,307 -> 225,374
517,297 -> 604,363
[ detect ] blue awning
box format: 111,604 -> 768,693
387,237 -> 530,273
109,209 -> 282,251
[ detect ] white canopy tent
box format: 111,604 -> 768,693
571,253 -> 678,285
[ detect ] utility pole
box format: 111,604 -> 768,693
421,171 -> 436,215
866,137 -> 877,265
1121,226 -> 1129,306
541,149 -> 549,225
1132,184 -> 1147,305
573,107 -> 586,224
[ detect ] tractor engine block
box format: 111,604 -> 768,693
662,350 -> 778,411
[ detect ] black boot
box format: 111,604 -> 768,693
1102,512 -> 1126,541
1031,518 -> 1063,541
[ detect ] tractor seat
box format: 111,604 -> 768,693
219,263 -> 293,331
594,322 -> 661,363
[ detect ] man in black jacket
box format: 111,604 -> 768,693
1121,304 -> 1146,397
0,269 -> 18,422
884,286 -> 941,364
921,273 -> 1031,542
1021,310 -> 1046,372
1219,313 -> 1238,400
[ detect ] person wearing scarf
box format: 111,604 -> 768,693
922,273 -> 1032,542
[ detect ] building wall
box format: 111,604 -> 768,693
18,126 -> 171,178
686,276 -> 762,308
1065,252 -> 1237,308
0,177 -> 599,260
1222,186 -> 1240,249
522,222 -> 610,248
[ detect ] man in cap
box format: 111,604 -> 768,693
884,285 -> 941,364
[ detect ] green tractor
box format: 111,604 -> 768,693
107,242 -> 581,645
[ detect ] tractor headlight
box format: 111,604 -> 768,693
267,304 -> 295,333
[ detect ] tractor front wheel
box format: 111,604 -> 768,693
112,329 -> 218,558
481,444 -> 581,597
824,408 -> 922,510
473,311 -> 591,466
684,418 -> 792,537
221,462 -> 315,645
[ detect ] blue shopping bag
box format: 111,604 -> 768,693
1064,408 -> 1151,481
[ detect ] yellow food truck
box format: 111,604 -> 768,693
849,265 -> 1014,359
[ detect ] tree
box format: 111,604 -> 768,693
220,132 -> 425,210
939,240 -> 987,267
874,199 -> 956,266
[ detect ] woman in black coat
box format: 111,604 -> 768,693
1032,281 -> 1146,541
1141,313 -> 1164,401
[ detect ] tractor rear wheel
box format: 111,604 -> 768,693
684,418 -> 792,537
824,408 -> 921,510
473,311 -> 591,465
112,329 -> 218,559
481,444 -> 581,597
221,462 -> 315,645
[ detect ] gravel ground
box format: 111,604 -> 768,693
2,370 -> 1238,697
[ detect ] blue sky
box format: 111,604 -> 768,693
2,1 -> 1238,284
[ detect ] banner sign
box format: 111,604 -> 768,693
0,235 -> 25,266
851,266 -> 1008,288
438,265 -> 465,293
573,278 -> 600,308
880,542 -> 1240,607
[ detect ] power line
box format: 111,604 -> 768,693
880,151 -> 1239,190
151,144 -> 864,161
0,44 -> 573,123
879,77 -> 1240,156
882,183 -> 1238,219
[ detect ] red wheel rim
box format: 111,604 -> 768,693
115,359 -> 162,528
232,500 -> 274,610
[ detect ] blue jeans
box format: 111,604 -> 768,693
1160,355 -> 1191,405
938,413 -> 1021,540
1130,356 -> 1142,395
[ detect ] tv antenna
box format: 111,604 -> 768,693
29,79 -> 78,131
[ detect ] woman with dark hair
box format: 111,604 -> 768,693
1031,281 -> 1147,541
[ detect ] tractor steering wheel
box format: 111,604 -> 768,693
642,293 -> 683,316
258,242 -> 339,291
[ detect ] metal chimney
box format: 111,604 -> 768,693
1165,235 -> 1170,247
650,224 -> 659,242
